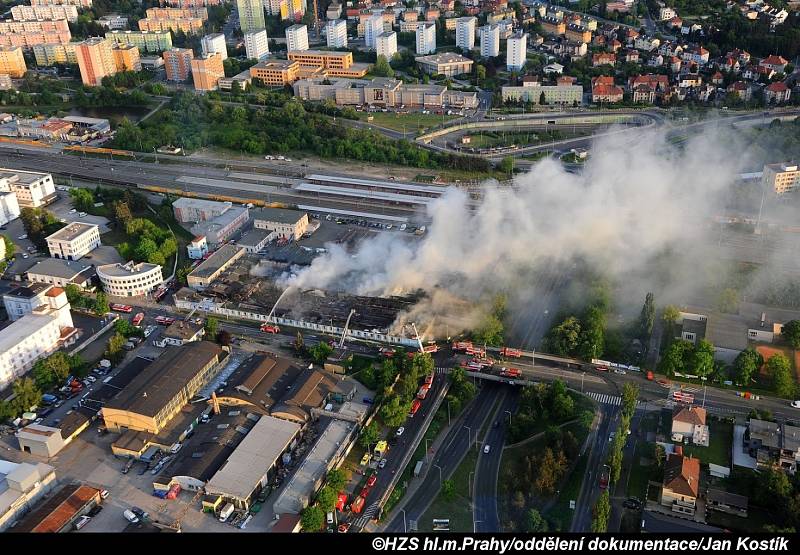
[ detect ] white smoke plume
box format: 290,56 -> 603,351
285,125 -> 754,341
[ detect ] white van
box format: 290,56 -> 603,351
123,509 -> 139,524
326,512 -> 334,525
219,503 -> 235,523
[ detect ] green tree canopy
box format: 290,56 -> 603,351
300,505 -> 325,532
733,347 -> 763,386
767,353 -> 795,397
782,320 -> 800,349
591,491 -> 611,532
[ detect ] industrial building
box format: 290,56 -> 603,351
172,197 -> 232,223
102,341 -> 228,437
0,460 -> 57,532
186,244 -> 246,289
236,228 -> 272,253
12,483 -> 101,533
252,207 -> 309,241
0,168 -> 57,208
190,204 -> 249,246
15,424 -> 67,457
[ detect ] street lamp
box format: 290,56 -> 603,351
468,471 -> 474,499
473,519 -> 483,533
434,464 -> 443,487
581,371 -> 585,393
505,410 -> 512,426
400,508 -> 407,533
464,425 -> 472,449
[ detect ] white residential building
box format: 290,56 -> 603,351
3,283 -> 53,322
0,191 -> 20,227
0,169 -> 57,208
0,460 -> 58,532
201,33 -> 227,61
480,24 -> 500,57
187,235 -> 208,259
326,19 -> 348,48
97,260 -> 163,297
45,222 -> 101,261
365,14 -> 384,49
658,6 -> 677,20
0,287 -> 77,390
376,31 -> 397,60
416,22 -> 436,55
244,29 -> 270,61
286,24 -> 309,52
455,17 -> 476,52
506,32 -> 527,71
98,14 -> 129,30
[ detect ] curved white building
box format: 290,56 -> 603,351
97,260 -> 163,297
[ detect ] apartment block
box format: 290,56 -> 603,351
416,22 -> 436,55
32,42 -> 77,65
506,32 -> 527,71
244,29 -> 270,61
455,17 -> 476,52
138,16 -> 204,33
326,19 -> 348,48
502,81 -> 583,105
200,33 -> 227,61
280,0 -> 306,21
0,20 -> 71,49
250,59 -> 300,85
163,47 -> 194,81
75,37 -> 117,86
285,24 -> 309,51
479,24 -> 500,57
0,47 -> 27,79
11,4 -> 79,22
111,43 -> 141,71
237,0 -> 266,32
30,0 -> 92,6
763,162 -> 800,194
364,14 -> 384,49
107,30 -> 173,53
191,52 -> 225,91
376,31 -> 397,61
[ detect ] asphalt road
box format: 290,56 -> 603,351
473,389 -> 519,532
383,384 -> 504,532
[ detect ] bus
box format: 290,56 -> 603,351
409,399 -> 421,417
132,313 -> 145,327
110,304 -> 133,313
155,315 -> 175,326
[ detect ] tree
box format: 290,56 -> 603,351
658,339 -> 692,376
114,318 -> 142,338
591,491 -> 611,532
442,479 -> 456,501
379,394 -> 411,427
733,347 -> 763,386
782,320 -> 800,349
654,443 -> 666,467
475,64 -> 486,82
300,505 -> 325,532
534,447 -> 567,495
498,156 -> 514,175
294,331 -> 305,352
539,91 -> 546,105
326,469 -> 346,492
64,283 -> 83,305
524,508 -> 548,532
546,316 -> 582,356
316,486 -> 337,513
94,292 -> 109,315
662,305 -> 681,325
12,377 -> 42,415
372,55 -> 394,77
217,329 -> 232,346
310,341 -> 333,363
359,421 -> 380,450
717,287 -> 740,314
204,317 -> 219,338
638,292 -> 656,340
767,353 -> 795,397
621,382 -> 639,419
69,188 -> 94,211
756,468 -> 791,506
689,339 -> 715,378
107,332 -> 128,364
135,237 -> 159,263
113,201 -> 133,227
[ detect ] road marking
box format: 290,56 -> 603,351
586,391 -> 641,407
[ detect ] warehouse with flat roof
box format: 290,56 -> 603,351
102,342 -> 227,436
12,483 -> 100,533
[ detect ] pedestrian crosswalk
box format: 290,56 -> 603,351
352,501 -> 380,528
585,391 -> 642,407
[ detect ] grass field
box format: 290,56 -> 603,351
418,449 -> 478,532
680,419 -> 734,467
542,422 -> 591,531
356,111 -> 458,133
626,441 -> 657,500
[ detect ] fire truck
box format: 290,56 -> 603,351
131,312 -> 144,327
499,367 -> 521,378
417,384 -> 431,400
155,316 -> 175,326
451,341 -> 473,352
409,399 -> 422,417
260,323 -> 280,334
500,347 -> 522,358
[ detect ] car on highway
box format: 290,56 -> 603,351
792,400 -> 800,409
379,458 -> 387,469
78,212 -> 87,217
395,427 -> 404,436
70,208 -> 77,213
623,498 -> 642,510
609,432 -> 615,442
264,155 -> 274,160
483,444 -> 491,454
614,368 -> 626,375
367,474 -> 377,487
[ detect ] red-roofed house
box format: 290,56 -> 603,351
623,49 -> 639,63
760,55 -> 788,74
609,38 -> 622,52
632,84 -> 654,103
727,80 -> 752,101
765,81 -> 791,104
592,52 -> 616,67
711,71 -> 724,85
629,73 -> 669,92
661,452 -> 700,516
672,405 -> 709,446
743,64 -> 775,81
667,16 -> 682,28
591,75 -> 623,103
721,56 -> 740,73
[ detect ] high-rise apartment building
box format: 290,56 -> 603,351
244,29 -> 269,61
111,43 -> 141,71
285,24 -> 309,51
506,32 -> 527,71
480,24 -> 500,57
326,19 -> 347,48
364,14 -> 384,49
201,32 -> 227,60
416,22 -> 436,55
75,37 -> 117,86
163,47 -> 194,81
191,52 -> 225,90
455,17 -> 476,52
376,31 -> 397,61
763,162 -> 800,194
0,46 -> 27,78
238,0 -> 266,33
107,30 -> 173,53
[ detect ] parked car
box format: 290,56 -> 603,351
87,505 -> 104,517
623,498 -> 642,510
75,515 -> 92,530
378,458 -> 387,469
123,509 -> 139,524
791,400 -> 800,409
